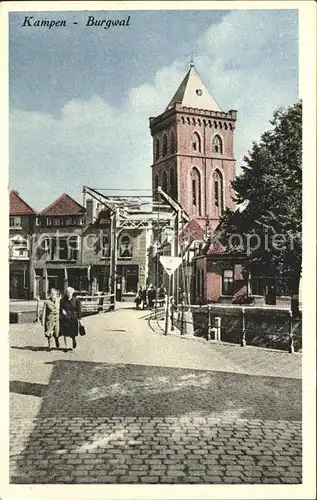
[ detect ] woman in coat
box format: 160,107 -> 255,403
59,287 -> 81,351
42,288 -> 60,349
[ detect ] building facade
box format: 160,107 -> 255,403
84,199 -> 151,299
31,193 -> 88,298
149,65 -> 247,303
9,191 -> 37,299
150,65 -> 237,230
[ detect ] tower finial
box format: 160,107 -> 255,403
189,52 -> 195,69
186,52 -> 196,70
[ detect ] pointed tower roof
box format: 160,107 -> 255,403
166,66 -> 221,112
39,193 -> 86,216
10,190 -> 37,215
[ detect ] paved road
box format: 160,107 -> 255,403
10,306 -> 302,484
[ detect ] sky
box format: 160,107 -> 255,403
9,8 -> 299,211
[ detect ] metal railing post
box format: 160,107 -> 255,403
180,300 -> 185,335
207,305 -> 212,341
240,307 -> 246,347
215,316 -> 221,341
288,309 -> 294,354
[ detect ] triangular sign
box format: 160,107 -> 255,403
160,256 -> 182,276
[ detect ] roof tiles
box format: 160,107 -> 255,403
10,190 -> 36,215
39,193 -> 86,216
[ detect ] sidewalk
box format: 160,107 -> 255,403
10,306 -> 302,484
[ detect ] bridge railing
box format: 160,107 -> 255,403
77,294 -> 115,314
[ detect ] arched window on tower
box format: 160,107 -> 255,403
170,166 -> 177,199
191,167 -> 202,216
213,169 -> 224,215
162,134 -> 168,157
162,170 -> 168,193
212,134 -> 223,154
155,138 -> 160,161
192,132 -> 201,153
170,131 -> 176,154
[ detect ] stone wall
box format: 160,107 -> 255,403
191,306 -> 302,352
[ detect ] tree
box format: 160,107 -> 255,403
219,101 -> 302,294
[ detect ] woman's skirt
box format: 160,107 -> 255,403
59,318 -> 79,338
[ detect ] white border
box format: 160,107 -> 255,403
1,1 -> 316,499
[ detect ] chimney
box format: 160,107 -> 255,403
86,198 -> 96,225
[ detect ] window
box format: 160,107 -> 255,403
9,236 -> 28,259
9,216 -> 22,229
49,236 -> 79,261
102,235 -> 110,257
192,132 -> 201,153
68,235 -> 80,260
65,217 -> 72,226
213,169 -> 223,213
155,138 -> 160,160
215,180 -> 219,207
119,235 -> 132,258
170,131 -> 176,154
46,217 -> 52,226
53,218 -> 61,226
191,167 -> 201,216
59,238 -> 68,260
212,134 -> 223,154
170,167 -> 177,198
196,89 -> 203,96
162,134 -> 168,157
162,170 -> 168,193
222,269 -> 234,296
154,175 -> 159,199
192,179 -> 197,206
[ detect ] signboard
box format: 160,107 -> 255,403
159,256 -> 182,276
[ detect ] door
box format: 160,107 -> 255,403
10,273 -> 23,299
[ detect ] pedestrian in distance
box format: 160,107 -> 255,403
42,288 -> 60,350
135,287 -> 142,309
141,287 -> 147,309
158,284 -> 167,307
60,286 -> 82,352
147,284 -> 156,309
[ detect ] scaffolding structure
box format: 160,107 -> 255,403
82,186 -> 189,310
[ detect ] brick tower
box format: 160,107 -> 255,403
149,63 -> 237,231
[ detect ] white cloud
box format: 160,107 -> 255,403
9,10 -> 298,211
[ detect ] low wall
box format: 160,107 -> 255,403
191,306 -> 302,352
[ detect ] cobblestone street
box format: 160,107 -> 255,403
10,306 -> 302,484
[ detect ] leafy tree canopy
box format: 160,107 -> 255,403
218,101 -> 302,290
